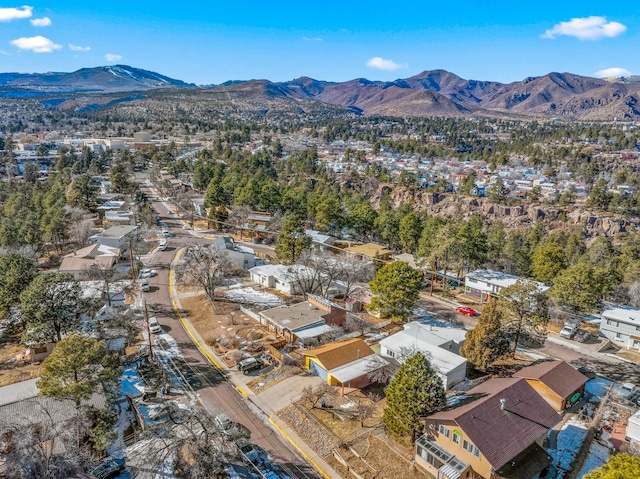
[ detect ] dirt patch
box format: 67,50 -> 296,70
617,350 -> 640,363
0,343 -> 42,386
180,294 -> 279,365
245,365 -> 303,394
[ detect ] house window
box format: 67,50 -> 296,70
438,424 -> 450,438
463,440 -> 480,457
616,332 -> 622,339
418,446 -> 445,470
453,431 -> 461,444
33,346 -> 48,354
387,350 -> 395,358
607,319 -> 619,327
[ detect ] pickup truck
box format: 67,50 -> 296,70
237,356 -> 265,374
560,320 -> 580,339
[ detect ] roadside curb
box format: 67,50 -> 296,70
268,417 -> 331,479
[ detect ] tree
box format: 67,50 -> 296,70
382,353 -> 446,439
488,177 -> 508,202
531,242 -> 568,284
550,262 -> 610,314
38,334 -> 116,407
275,214 -> 311,264
20,273 -> 82,343
177,245 -> 232,309
369,261 -> 423,322
398,211 -> 422,253
499,280 -> 549,355
584,453 -> 640,479
587,178 -> 612,209
0,253 -> 37,318
460,301 -> 510,370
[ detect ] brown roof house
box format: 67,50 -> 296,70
301,338 -> 387,391
417,377 -> 561,479
343,243 -> 392,262
256,295 -> 346,344
58,243 -> 120,280
513,360 -> 588,412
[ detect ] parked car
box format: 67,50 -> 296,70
575,329 -> 590,343
140,279 -> 150,292
456,306 -> 477,317
91,458 -> 125,479
139,268 -> 157,278
148,317 -> 162,334
158,239 -> 167,251
560,322 -> 579,339
614,382 -> 638,400
237,356 -> 265,374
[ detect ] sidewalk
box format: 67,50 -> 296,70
169,248 -> 340,479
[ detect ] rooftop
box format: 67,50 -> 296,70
466,269 -> 549,293
601,306 -> 640,324
513,360 -> 588,399
93,224 -> 138,238
344,243 -> 392,258
302,338 -> 374,370
260,301 -> 327,331
427,377 -> 561,470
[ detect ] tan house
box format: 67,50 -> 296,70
343,243 -> 392,262
257,295 -> 345,344
301,338 -> 387,391
417,377 -> 561,479
513,360 -> 588,412
58,243 -> 120,280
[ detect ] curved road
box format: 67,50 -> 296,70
140,193 -> 321,479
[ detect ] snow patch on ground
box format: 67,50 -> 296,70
586,377 -> 613,402
551,417 -> 589,476
224,287 -> 284,307
120,363 -> 146,398
108,399 -> 135,457
577,440 -> 610,478
155,333 -> 183,359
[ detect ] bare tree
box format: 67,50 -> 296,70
1,401 -> 94,479
301,383 -> 337,409
68,218 -> 95,248
355,398 -> 374,427
176,245 -> 231,309
366,355 -> 399,385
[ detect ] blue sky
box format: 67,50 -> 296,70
0,2 -> 638,85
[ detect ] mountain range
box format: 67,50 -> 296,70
2,65 -> 640,120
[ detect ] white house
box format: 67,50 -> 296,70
379,320 -> 467,390
600,306 -> 640,350
211,237 -> 264,270
89,225 -> 138,252
464,269 -> 549,302
626,410 -> 640,445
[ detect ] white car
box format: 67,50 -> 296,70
148,317 -> 162,334
140,279 -> 150,292
139,268 -> 157,278
158,240 -> 167,251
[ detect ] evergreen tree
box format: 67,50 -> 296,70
460,301 -> 510,370
275,214 -> 311,264
369,261 -> 423,321
0,253 -> 37,318
38,335 -> 116,408
382,353 -> 446,438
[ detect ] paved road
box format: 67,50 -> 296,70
138,190 -> 321,479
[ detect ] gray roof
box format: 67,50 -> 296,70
260,301 -> 327,331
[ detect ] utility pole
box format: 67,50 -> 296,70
144,300 -> 154,362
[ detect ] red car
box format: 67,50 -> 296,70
456,306 -> 477,316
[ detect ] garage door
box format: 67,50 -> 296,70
309,360 -> 328,381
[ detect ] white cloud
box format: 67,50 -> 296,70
105,53 -> 122,62
366,56 -> 407,71
542,16 -> 627,40
30,16 -> 51,27
10,35 -> 61,53
594,67 -> 632,78
69,44 -> 90,52
302,37 -> 323,42
0,49 -> 10,56
0,5 -> 33,22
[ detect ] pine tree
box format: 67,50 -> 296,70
460,301 -> 510,371
275,214 -> 311,264
584,453 -> 640,479
382,353 -> 446,439
369,261 -> 423,321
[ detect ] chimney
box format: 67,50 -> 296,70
500,398 -> 506,410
